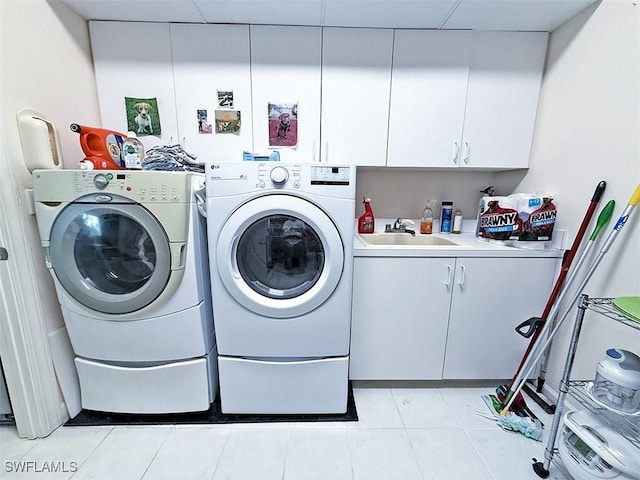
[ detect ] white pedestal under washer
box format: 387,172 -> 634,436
32,170 -> 217,414
204,162 -> 356,414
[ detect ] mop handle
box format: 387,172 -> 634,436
600,184 -> 640,252
507,182 -> 606,386
502,254 -> 607,414
541,201 -> 617,329
534,201 -> 616,376
502,184 -> 640,414
500,200 -> 615,410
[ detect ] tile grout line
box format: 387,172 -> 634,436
389,388 -> 409,429
390,387 -> 428,480
280,427 -> 290,480
403,426 -> 427,480
208,426 -> 233,480
462,428 -> 499,480
344,425 -> 356,480
138,425 -> 174,480
68,426 -> 115,480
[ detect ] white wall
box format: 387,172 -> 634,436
502,0 -> 640,389
1,0 -> 99,333
0,0 -> 101,435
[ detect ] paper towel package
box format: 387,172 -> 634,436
478,193 -> 557,245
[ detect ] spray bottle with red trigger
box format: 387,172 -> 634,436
358,197 -> 375,234
476,185 -> 496,236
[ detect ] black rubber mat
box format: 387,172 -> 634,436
65,385 -> 357,426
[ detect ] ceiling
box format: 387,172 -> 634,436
61,0 -> 600,32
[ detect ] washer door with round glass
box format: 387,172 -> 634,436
49,200 -> 171,315
216,195 -> 344,319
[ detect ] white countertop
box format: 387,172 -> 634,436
353,218 -> 566,258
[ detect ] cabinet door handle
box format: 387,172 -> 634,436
452,141 -> 459,163
324,141 -> 329,163
312,140 -> 317,162
458,264 -> 466,287
444,265 -> 453,288
462,141 -> 470,164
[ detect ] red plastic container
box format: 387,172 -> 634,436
70,123 -> 127,170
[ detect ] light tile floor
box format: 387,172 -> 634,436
0,384 -> 570,480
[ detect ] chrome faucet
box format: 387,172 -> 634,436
385,218 -> 416,235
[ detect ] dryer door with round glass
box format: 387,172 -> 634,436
49,197 -> 172,314
216,195 -> 344,319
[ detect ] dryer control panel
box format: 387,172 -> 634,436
310,166 -> 351,186
205,162 -> 355,199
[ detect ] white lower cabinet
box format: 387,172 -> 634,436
350,257 -> 453,380
442,257 -> 557,379
350,255 -> 557,380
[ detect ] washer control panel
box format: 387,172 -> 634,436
71,171 -> 189,202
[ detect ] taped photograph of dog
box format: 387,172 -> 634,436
125,97 -> 161,136
268,102 -> 297,148
215,110 -> 241,134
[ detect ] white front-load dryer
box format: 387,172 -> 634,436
33,170 -> 217,414
205,162 -> 356,414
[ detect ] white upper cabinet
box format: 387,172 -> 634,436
321,28 -> 393,166
387,30 -> 547,169
171,24 -> 253,164
250,25 -> 322,162
323,0 -> 458,28
387,30 -> 473,168
461,31 -> 548,169
89,21 -> 547,170
90,22 -> 179,150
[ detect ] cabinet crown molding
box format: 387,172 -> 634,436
62,0 -> 599,33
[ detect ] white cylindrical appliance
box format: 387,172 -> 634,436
591,348 -> 640,414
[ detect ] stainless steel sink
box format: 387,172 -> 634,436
356,233 -> 465,247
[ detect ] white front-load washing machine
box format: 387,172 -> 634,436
32,170 -> 217,414
204,162 -> 356,414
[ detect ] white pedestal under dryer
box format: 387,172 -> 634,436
32,170 -> 217,414
204,162 -> 356,414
